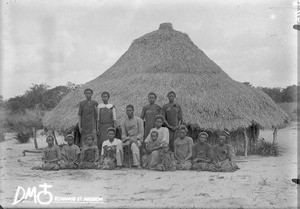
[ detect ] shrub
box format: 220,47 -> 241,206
254,138 -> 279,156
16,130 -> 31,143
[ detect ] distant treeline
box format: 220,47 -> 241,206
0,82 -> 298,114
0,82 -> 80,113
242,82 -> 299,103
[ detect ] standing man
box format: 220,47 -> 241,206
78,88 -> 98,147
121,104 -> 144,168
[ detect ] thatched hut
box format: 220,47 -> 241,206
43,23 -> 289,155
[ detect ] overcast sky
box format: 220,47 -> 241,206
0,0 -> 298,99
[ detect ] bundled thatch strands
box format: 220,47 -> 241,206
43,23 -> 289,154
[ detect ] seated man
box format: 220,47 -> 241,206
191,132 -> 215,171
121,105 -> 144,168
78,135 -> 99,169
32,134 -> 61,171
151,143 -> 177,171
142,131 -> 162,169
60,134 -> 81,169
98,127 -> 123,170
174,125 -> 193,170
212,132 -> 239,172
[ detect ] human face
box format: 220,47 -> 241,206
155,118 -> 163,128
167,93 -> 175,103
86,137 -> 93,146
84,91 -> 93,100
219,136 -> 226,146
178,129 -> 186,139
46,136 -> 54,146
148,94 -> 156,104
151,133 -> 158,141
126,107 -> 134,118
198,135 -> 206,144
102,94 -> 109,104
107,130 -> 115,141
162,145 -> 169,152
67,137 -> 74,146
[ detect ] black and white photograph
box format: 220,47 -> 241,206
0,0 -> 298,208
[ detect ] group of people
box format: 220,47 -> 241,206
32,88 -> 239,172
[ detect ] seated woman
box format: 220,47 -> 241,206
98,127 -> 123,170
212,133 -> 239,172
174,125 -> 193,170
78,135 -> 99,169
143,115 -> 169,169
151,143 -> 177,171
191,132 -> 215,171
60,134 -> 81,169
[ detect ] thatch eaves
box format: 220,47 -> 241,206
43,23 -> 289,132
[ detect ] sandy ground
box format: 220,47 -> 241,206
0,123 -> 298,208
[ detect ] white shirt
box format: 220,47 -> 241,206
97,103 -> 116,120
101,138 -> 122,155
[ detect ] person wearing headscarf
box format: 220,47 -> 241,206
78,88 -> 98,147
97,91 -> 117,152
174,125 -> 193,170
60,134 -> 81,169
143,115 -> 169,169
191,132 -> 215,171
211,132 -> 239,172
141,92 -> 161,140
32,134 -> 61,171
162,91 -> 183,152
98,127 -> 123,170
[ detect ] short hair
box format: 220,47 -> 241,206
199,132 -> 208,139
101,91 -> 110,98
84,88 -> 93,94
148,92 -> 157,99
66,134 -> 74,140
178,125 -> 188,132
167,91 -> 176,97
151,131 -> 159,137
46,135 -> 54,140
155,115 -> 165,123
107,127 -> 116,134
219,132 -> 229,140
126,104 -> 134,111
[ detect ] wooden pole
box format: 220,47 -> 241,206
52,130 -> 59,145
243,128 -> 248,157
273,127 -> 278,144
32,127 -> 38,149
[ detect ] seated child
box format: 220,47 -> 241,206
32,134 -> 61,171
142,131 -> 162,169
174,125 -> 194,170
60,134 -> 81,169
151,143 -> 177,171
98,127 -> 123,170
78,134 -> 99,169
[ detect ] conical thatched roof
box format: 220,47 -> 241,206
43,23 -> 289,132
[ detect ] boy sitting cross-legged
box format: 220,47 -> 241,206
32,134 -> 61,171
